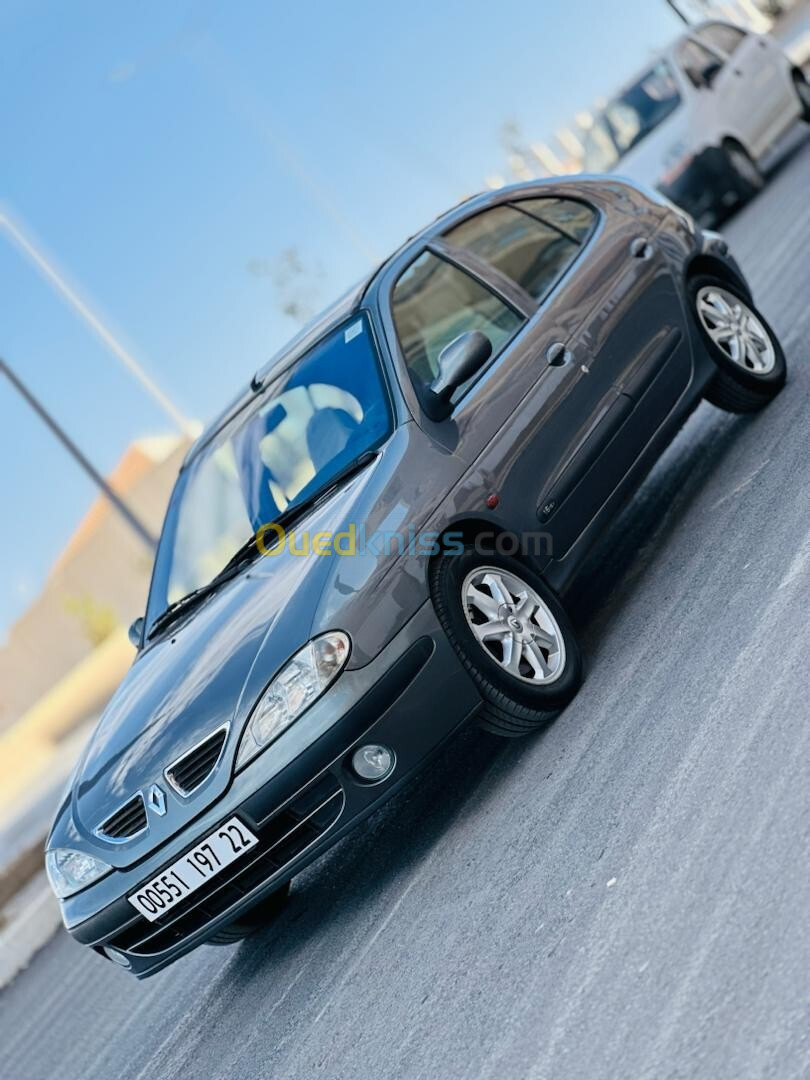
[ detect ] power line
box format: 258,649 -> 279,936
664,0 -> 691,23
0,211 -> 197,438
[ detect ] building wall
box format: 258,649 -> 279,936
0,439 -> 189,733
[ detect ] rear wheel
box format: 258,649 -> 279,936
722,141 -> 764,204
690,275 -> 786,413
205,880 -> 291,945
793,69 -> 810,122
430,547 -> 582,737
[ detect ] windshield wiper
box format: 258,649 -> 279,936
147,450 -> 378,640
146,577 -> 234,640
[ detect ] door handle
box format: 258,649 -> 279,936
546,342 -> 572,366
630,237 -> 655,260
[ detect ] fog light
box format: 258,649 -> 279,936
351,744 -> 395,783
103,947 -> 131,968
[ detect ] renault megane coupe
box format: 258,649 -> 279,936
46,177 -> 787,976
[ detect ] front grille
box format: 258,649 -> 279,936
96,794 -> 147,840
165,725 -> 228,797
110,772 -> 344,957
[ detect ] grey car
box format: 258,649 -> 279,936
46,178 -> 787,977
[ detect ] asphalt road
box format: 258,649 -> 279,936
3,141 -> 810,1080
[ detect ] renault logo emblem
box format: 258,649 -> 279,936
147,783 -> 167,816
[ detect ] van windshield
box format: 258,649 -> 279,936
584,60 -> 682,168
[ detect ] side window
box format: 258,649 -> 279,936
443,204 -> 585,304
391,252 -> 523,399
516,198 -> 597,244
698,22 -> 746,56
677,39 -> 724,87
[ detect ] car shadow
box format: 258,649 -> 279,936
565,403 -> 752,644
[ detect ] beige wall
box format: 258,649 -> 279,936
0,440 -> 189,733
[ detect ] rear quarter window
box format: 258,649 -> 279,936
443,198 -> 596,304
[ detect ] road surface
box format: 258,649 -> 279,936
2,140 -> 810,1080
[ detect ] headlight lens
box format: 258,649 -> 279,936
235,632 -> 350,770
46,848 -> 112,899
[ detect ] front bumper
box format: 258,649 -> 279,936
62,601 -> 481,978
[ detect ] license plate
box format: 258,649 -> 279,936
128,817 -> 259,922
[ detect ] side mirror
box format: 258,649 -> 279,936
423,331 -> 492,421
700,61 -> 722,86
128,616 -> 145,649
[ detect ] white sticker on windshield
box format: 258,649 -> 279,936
344,320 -> 363,344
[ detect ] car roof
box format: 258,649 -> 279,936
599,19 -> 742,106
182,177 -> 605,468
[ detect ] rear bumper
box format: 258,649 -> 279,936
63,601 -> 481,978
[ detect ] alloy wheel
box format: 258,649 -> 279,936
695,286 -> 776,375
461,567 -> 565,685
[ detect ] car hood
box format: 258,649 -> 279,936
49,422 -> 464,865
61,460 -> 383,861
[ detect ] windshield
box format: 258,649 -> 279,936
145,313 -> 391,630
583,60 -> 682,169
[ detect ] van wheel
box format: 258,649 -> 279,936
690,275 -> 786,413
430,547 -> 582,737
793,69 -> 810,122
205,881 -> 291,945
723,141 -> 764,203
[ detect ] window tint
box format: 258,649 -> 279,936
678,38 -> 723,87
391,252 -> 523,398
443,205 -> 582,303
603,60 -> 682,154
147,315 -> 391,617
511,198 -> 597,244
698,22 -> 746,55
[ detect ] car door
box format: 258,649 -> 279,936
682,28 -> 783,159
387,192 -> 692,558
706,26 -> 796,152
508,194 -> 693,554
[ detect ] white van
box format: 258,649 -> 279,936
582,20 -> 810,223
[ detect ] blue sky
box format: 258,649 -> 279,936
0,0 -> 683,634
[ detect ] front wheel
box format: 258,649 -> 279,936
691,275 -> 787,413
430,548 -> 582,737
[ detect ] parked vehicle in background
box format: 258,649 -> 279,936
753,0 -> 799,16
46,176 -> 788,978
582,20 -> 810,224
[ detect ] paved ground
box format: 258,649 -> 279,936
2,141 -> 810,1080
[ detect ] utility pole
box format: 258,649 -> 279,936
664,0 -> 690,23
0,355 -> 157,551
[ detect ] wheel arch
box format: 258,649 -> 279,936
426,516 -> 551,592
685,253 -> 753,302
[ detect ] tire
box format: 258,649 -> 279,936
205,880 -> 291,945
430,547 -> 582,737
793,69 -> 810,123
689,274 -> 787,414
722,141 -> 764,204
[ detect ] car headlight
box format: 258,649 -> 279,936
235,632 -> 350,771
46,848 -> 112,899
